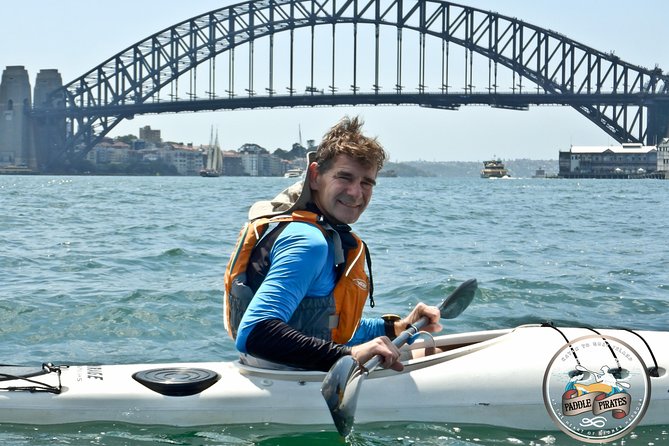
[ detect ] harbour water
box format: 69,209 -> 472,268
1,175 -> 668,445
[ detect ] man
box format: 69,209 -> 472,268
224,116 -> 441,372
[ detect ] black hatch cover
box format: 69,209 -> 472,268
133,367 -> 220,397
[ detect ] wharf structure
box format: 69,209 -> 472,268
558,143 -> 668,179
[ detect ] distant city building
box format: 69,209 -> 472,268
559,143 -> 658,178
163,143 -> 203,176
86,138 -> 204,175
35,120 -> 313,176
139,126 -> 162,145
267,153 -> 284,176
221,151 -> 245,176
132,139 -> 147,151
140,149 -> 161,163
238,143 -> 271,176
86,141 -> 132,165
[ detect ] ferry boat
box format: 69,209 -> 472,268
481,159 -> 510,178
284,168 -> 303,178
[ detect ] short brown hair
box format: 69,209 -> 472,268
314,116 -> 387,173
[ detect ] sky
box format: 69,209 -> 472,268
3,1 -> 668,162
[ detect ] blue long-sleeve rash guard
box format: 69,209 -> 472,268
235,221 -> 385,371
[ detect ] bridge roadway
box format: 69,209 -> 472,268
31,92 -> 669,118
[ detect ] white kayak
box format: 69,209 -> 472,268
1,325 -> 667,432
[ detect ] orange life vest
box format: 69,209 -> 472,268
223,210 -> 373,344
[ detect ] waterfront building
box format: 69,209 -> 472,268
559,144 -> 658,178
657,139 -> 669,174
162,143 -> 204,176
86,141 -> 132,165
139,149 -> 161,163
221,151 -> 245,176
238,143 -> 272,176
267,153 -> 285,176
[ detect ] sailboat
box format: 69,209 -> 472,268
200,127 -> 222,177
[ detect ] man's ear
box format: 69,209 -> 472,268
308,162 -> 319,190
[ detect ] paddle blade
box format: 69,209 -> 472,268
321,355 -> 364,436
439,278 -> 477,319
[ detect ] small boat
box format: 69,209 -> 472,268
0,164 -> 36,175
199,168 -> 220,177
200,127 -> 222,177
284,168 -> 303,178
378,169 -> 398,177
1,325 -> 667,434
481,159 -> 510,178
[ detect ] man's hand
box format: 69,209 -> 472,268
350,337 -> 403,371
349,302 -> 442,372
394,302 -> 442,338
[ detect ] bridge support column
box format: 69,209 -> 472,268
646,101 -> 669,146
0,66 -> 34,171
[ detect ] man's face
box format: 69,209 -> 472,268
309,154 -> 377,225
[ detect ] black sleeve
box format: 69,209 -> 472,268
245,318 -> 352,371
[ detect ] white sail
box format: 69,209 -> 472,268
201,126 -> 222,177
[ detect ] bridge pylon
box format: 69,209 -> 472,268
0,66 -> 35,170
32,69 -> 66,172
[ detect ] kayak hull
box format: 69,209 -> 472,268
1,326 -> 667,430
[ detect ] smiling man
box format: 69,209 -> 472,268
224,116 -> 441,372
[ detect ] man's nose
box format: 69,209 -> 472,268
346,181 -> 364,199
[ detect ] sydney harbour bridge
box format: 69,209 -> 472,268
28,0 -> 669,172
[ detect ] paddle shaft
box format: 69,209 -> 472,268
363,316 -> 430,372
360,278 -> 478,372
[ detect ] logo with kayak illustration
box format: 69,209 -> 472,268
543,334 -> 650,443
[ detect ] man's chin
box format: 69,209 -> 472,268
337,214 -> 360,225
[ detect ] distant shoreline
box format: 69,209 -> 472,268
0,159 -> 560,178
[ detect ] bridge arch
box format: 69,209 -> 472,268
36,0 -> 669,169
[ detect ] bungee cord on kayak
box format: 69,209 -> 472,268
0,363 -> 62,394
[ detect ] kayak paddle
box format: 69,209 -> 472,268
321,278 -> 478,437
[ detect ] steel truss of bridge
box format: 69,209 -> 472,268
30,0 -> 669,172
